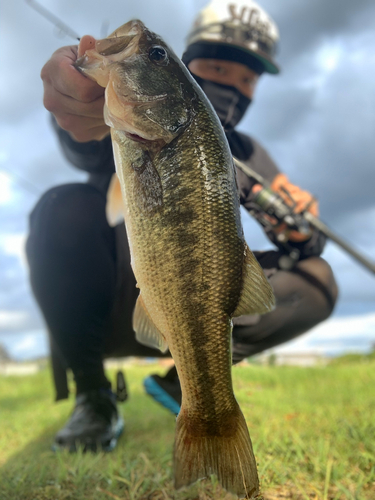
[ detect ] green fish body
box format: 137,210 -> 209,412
76,20 -> 274,498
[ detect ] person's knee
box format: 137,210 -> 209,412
27,183 -> 107,256
26,184 -> 111,267
293,256 -> 339,317
29,183 -> 105,229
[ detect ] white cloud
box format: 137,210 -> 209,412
0,310 -> 29,329
0,329 -> 48,361
0,233 -> 28,268
12,333 -> 39,353
0,171 -> 13,205
273,312 -> 375,355
316,40 -> 343,72
309,312 -> 375,339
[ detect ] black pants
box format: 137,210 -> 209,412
26,184 -> 338,396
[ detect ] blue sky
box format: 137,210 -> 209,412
1,0 -> 375,361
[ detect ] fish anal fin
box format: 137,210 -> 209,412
174,404 -> 260,498
106,172 -> 125,226
233,244 -> 275,317
133,294 -> 168,353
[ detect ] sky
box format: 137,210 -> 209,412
0,0 -> 375,361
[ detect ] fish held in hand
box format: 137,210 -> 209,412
75,19 -> 274,498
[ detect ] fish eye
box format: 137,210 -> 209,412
148,45 -> 169,65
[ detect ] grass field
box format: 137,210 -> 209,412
0,361 -> 374,500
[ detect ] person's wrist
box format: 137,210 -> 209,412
67,127 -> 110,143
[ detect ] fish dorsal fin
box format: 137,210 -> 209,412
106,173 -> 125,227
133,294 -> 168,353
233,244 -> 275,317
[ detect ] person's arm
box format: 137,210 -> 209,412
51,116 -> 115,174
239,139 -> 326,258
261,172 -> 326,258
42,36 -> 114,174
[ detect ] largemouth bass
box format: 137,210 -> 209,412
75,20 -> 274,498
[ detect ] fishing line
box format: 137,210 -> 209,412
14,0 -> 82,198
100,20 -> 110,39
25,0 -> 111,41
25,0 -> 81,41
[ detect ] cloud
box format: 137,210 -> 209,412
261,0 -> 375,65
1,233 -> 28,267
12,333 -> 41,354
273,312 -> 375,356
0,172 -> 13,206
0,311 -> 29,330
0,329 -> 48,361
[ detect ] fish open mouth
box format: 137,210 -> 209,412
124,131 -> 151,143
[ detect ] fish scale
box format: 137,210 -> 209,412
76,19 -> 274,498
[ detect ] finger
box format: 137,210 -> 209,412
43,83 -> 105,118
56,58 -> 104,102
41,46 -> 104,103
304,199 -> 319,217
270,173 -> 289,192
294,194 -> 318,216
55,113 -> 107,133
78,35 -> 96,57
251,183 -> 263,194
68,125 -> 110,143
288,230 -> 312,242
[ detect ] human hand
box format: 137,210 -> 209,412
41,36 -> 110,142
252,174 -> 318,242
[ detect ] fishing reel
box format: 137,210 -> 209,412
249,185 -> 315,270
252,185 -> 312,234
233,157 -> 375,275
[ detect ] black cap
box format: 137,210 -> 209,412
182,41 -> 266,75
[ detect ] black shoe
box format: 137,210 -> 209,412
144,370 -> 182,416
53,389 -> 124,452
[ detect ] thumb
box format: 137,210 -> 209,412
251,183 -> 263,195
78,35 -> 96,58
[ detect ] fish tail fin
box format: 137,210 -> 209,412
174,405 -> 260,499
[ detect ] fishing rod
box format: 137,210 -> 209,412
233,157 -> 375,275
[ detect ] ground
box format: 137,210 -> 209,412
0,361 -> 374,499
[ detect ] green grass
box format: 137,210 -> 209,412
0,362 -> 374,499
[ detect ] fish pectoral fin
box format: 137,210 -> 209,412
133,294 -> 168,353
233,243 -> 275,317
106,173 -> 125,227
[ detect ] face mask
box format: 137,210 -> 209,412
192,75 -> 252,130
